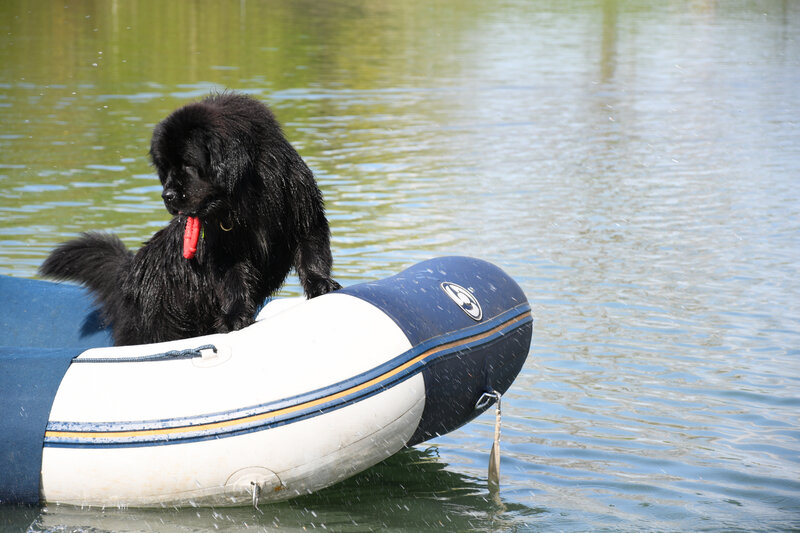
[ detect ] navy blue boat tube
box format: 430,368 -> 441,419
0,347 -> 81,504
341,256 -> 533,446
0,275 -> 112,505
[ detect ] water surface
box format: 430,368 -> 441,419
1,1 -> 799,531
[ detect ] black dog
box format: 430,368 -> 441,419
40,92 -> 341,345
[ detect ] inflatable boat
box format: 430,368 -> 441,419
0,256 -> 532,507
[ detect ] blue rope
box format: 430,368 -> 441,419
72,344 -> 217,364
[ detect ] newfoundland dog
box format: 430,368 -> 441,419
40,92 -> 341,345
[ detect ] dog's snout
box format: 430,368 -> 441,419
162,189 -> 178,204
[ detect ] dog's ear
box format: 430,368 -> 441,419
204,130 -> 228,187
210,135 -> 257,196
149,123 -> 166,171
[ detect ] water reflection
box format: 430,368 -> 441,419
27,449 -> 540,533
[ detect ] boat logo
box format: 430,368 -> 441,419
441,282 -> 483,321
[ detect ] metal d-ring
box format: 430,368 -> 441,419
475,390 -> 501,411
250,481 -> 261,511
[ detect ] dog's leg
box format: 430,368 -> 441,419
215,265 -> 259,332
295,233 -> 342,298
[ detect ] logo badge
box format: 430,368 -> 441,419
441,282 -> 483,321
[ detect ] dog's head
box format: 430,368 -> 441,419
149,102 -> 228,218
150,93 -> 312,227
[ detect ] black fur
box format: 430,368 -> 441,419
40,92 -> 341,346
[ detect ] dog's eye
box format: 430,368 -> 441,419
183,165 -> 199,179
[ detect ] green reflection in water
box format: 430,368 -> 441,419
0,0 -> 491,279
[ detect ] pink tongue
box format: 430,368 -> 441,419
183,216 -> 200,259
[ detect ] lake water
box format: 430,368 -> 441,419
2,0 -> 799,531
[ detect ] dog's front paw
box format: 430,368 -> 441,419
306,277 -> 342,298
215,311 -> 255,333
